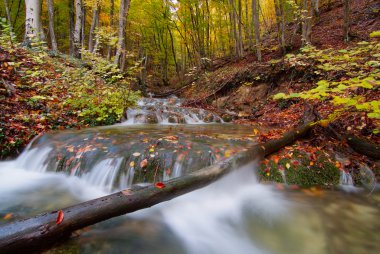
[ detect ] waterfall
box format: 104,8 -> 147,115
122,97 -> 223,124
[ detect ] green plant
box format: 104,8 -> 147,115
62,50 -> 141,125
274,40 -> 380,124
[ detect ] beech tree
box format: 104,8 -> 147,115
88,0 -> 100,53
3,0 -> 13,35
343,0 -> 351,42
114,0 -> 131,68
25,0 -> 45,43
274,0 -> 286,53
252,0 -> 261,61
47,0 -> 58,51
301,0 -> 312,45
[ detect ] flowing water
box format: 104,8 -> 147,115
0,98 -> 379,254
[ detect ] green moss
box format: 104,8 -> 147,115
259,150 -> 340,187
258,160 -> 284,183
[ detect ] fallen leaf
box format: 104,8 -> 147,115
122,189 -> 133,196
130,161 -> 135,167
155,182 -> 165,189
56,210 -> 64,225
140,159 -> 148,168
3,213 -> 13,220
285,163 -> 291,169
319,120 -> 329,128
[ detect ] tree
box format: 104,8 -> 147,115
3,0 -> 13,36
343,0 -> 351,42
107,0 -> 115,60
301,0 -> 312,46
274,0 -> 286,53
24,0 -> 45,43
252,0 -> 261,61
88,0 -> 100,53
46,0 -> 58,51
73,0 -> 84,58
311,0 -> 319,18
114,0 -> 131,68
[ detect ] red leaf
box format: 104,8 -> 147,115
56,210 -> 64,225
155,182 -> 165,189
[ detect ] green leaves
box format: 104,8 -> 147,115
274,38 -> 380,127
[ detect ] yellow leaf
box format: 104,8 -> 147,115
319,120 -> 329,128
3,213 -> 13,220
130,161 -> 135,167
286,163 -> 291,169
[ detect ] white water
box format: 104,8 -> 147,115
2,97 -> 380,254
122,97 -> 223,125
146,163 -> 289,254
0,152 -> 290,254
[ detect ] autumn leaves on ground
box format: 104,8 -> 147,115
1,0 -> 379,187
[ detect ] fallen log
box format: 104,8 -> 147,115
346,135 -> 380,160
0,117 -> 314,253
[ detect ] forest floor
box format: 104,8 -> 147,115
165,0 -> 380,188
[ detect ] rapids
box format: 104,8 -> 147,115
0,97 -> 379,254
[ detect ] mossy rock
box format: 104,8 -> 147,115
259,150 -> 340,188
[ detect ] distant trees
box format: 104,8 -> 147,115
0,0 -> 364,82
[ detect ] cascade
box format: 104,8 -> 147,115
1,97 -> 379,254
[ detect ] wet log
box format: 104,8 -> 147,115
0,118 -> 314,253
346,135 -> 380,160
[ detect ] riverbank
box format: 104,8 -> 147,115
0,46 -> 139,159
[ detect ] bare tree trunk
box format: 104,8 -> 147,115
245,0 -> 253,50
12,0 -> 23,30
81,6 -> 86,51
73,0 -> 83,58
237,0 -> 244,56
46,0 -> 58,51
69,0 -> 75,56
114,0 -> 131,67
228,0 -> 241,57
252,0 -> 261,61
88,1 -> 99,53
24,0 -> 45,44
301,0 -> 312,46
274,0 -> 286,53
3,0 -> 13,35
312,0 -> 319,17
343,0 -> 351,42
107,0 -> 115,60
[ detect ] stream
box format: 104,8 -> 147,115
0,97 -> 379,254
